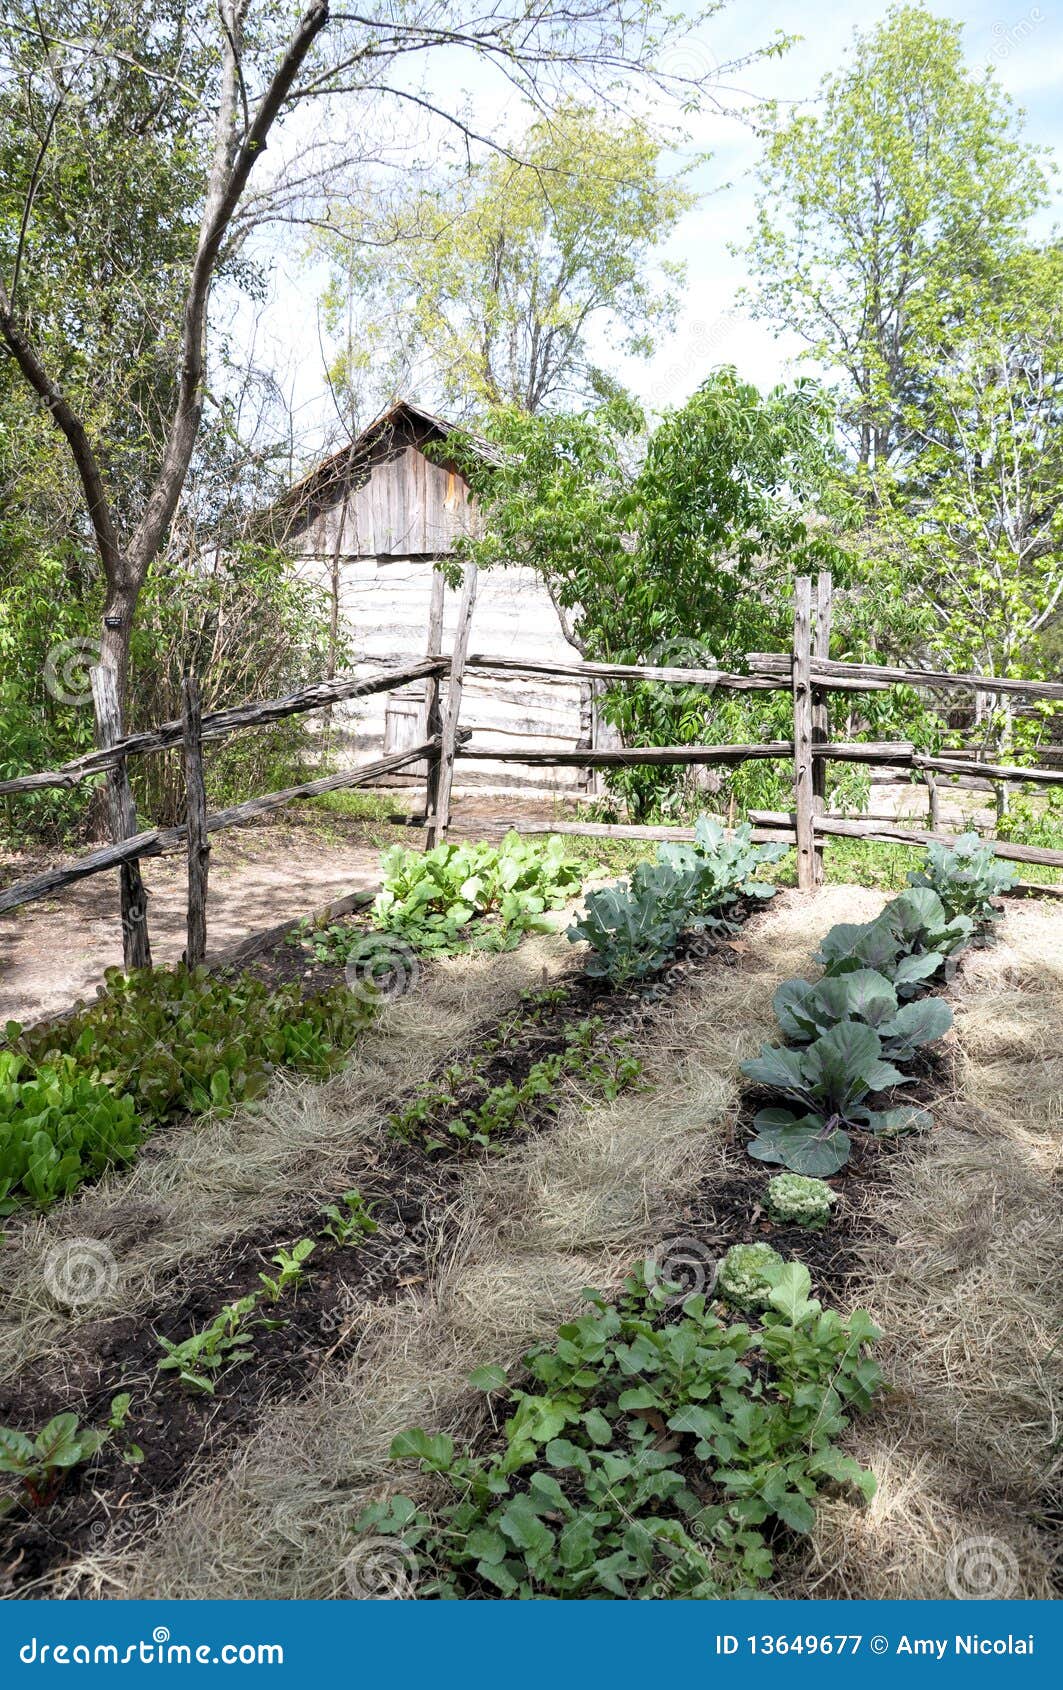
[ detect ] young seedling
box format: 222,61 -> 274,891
106,1392 -> 144,1465
320,1190 -> 377,1246
0,1413 -> 107,1508
258,1238 -> 316,1302
157,1294 -> 261,1394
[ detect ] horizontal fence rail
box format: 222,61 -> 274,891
2,567 -> 1061,972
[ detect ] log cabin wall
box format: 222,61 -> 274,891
282,403 -> 588,792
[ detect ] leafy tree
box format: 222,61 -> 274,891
449,372 -> 930,818
322,102 -> 695,417
879,244 -> 1063,764
741,4 -> 1049,468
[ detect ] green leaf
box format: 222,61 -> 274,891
468,1365 -> 507,1393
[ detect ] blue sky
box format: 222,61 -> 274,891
250,0 -> 1062,457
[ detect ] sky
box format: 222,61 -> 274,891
241,0 -> 1063,467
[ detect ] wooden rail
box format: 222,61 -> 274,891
3,567 -> 1062,969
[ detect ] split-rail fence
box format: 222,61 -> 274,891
1,570 -> 1061,969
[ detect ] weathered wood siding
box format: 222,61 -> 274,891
291,547 -> 587,792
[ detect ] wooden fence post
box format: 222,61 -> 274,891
792,576 -> 817,892
811,570 -> 832,886
426,562 -> 477,848
422,566 -> 447,835
90,664 -> 152,970
182,673 -> 210,966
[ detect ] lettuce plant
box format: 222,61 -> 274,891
908,831 -> 1017,929
743,1022 -> 931,1175
372,833 -> 580,955
773,969 -> 953,1062
0,1051 -> 140,1215
716,1243 -> 786,1311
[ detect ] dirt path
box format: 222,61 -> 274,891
0,796 -> 560,1027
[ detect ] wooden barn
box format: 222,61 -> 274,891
277,400 -> 592,792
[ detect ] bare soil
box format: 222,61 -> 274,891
0,795 -> 560,1027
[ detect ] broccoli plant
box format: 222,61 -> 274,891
743,1022 -> 931,1175
907,832 -> 1017,931
772,969 -> 953,1062
567,858 -> 696,983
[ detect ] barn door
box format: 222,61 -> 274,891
383,685 -> 429,777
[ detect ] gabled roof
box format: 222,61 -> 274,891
275,399 -> 500,535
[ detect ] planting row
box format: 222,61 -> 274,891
742,833 -> 1015,1175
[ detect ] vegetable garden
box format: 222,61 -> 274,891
1,817 -> 1059,1602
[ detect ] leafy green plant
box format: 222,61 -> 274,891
764,1173 -> 837,1230
814,888 -> 973,996
0,1413 -> 108,1509
371,834 -> 581,955
356,1258 -> 879,1599
389,1017 -> 642,1152
258,1238 -> 316,1302
907,831 -> 1018,929
568,815 -> 784,984
321,1189 -> 377,1246
156,1294 -> 262,1394
773,969 -> 953,1061
0,1050 -> 141,1215
716,1243 -> 786,1311
0,969 -> 376,1213
743,1022 -> 931,1175
106,1393 -> 144,1465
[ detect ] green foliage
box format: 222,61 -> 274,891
997,790 -> 1063,853
389,1016 -> 642,1153
320,1189 -> 377,1246
321,101 -> 693,417
258,1238 -> 316,1303
814,889 -> 973,996
0,1413 -> 107,1510
8,966 -> 375,1130
741,3 -> 1047,467
372,834 -> 581,956
568,817 -> 784,983
1,967 -> 374,1214
716,1243 -> 785,1312
907,833 -> 1018,930
764,1174 -> 837,1232
0,1049 -> 140,1215
744,1023 -> 930,1176
356,1260 -> 879,1599
773,970 -> 953,1062
156,1294 -> 263,1395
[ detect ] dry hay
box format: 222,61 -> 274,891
790,898 -> 1063,1600
0,927 -> 575,1382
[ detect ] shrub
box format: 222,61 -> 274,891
355,1260 -> 879,1599
764,1173 -> 836,1230
716,1242 -> 786,1311
0,1051 -> 141,1215
372,833 -> 581,955
907,831 -> 1018,929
